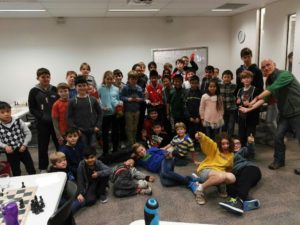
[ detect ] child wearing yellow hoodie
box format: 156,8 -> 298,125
194,132 -> 236,205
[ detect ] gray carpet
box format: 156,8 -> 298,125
74,138 -> 300,225
2,135 -> 300,225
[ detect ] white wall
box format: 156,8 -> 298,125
0,16 -> 231,103
230,0 -> 300,81
260,0 -> 300,72
230,9 -> 258,79
291,8 -> 300,80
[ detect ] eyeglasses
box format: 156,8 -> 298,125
234,141 -> 241,145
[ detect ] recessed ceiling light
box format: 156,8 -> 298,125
108,9 -> 160,12
0,9 -> 46,12
211,9 -> 233,12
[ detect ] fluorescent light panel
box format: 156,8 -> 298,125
109,9 -> 160,12
0,9 -> 46,12
211,9 -> 233,12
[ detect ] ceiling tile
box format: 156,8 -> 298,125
0,0 -> 280,18
0,2 -> 44,9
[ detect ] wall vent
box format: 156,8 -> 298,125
127,0 -> 153,6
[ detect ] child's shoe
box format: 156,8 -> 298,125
137,180 -> 148,189
187,173 -> 202,183
140,186 -> 152,195
243,199 -> 260,211
187,181 -> 199,193
217,184 -> 228,198
195,189 -> 206,205
219,197 -> 244,214
100,194 -> 108,204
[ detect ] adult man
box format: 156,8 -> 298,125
239,59 -> 300,173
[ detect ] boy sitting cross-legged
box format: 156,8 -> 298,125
162,122 -> 199,166
77,146 -> 112,206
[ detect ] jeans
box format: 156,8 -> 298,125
274,114 -> 300,164
222,109 -> 236,137
159,158 -> 189,187
80,131 -> 97,148
205,126 -> 221,140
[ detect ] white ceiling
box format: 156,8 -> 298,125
0,0 -> 279,18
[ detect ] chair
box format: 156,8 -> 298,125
47,181 -> 78,225
25,113 -> 38,147
25,113 -> 37,130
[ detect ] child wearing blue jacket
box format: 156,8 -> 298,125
120,71 -> 144,145
98,71 -> 122,155
132,143 -> 201,196
59,128 -> 84,179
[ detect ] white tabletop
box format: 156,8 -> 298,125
6,172 -> 67,225
130,219 -> 214,225
11,106 -> 29,119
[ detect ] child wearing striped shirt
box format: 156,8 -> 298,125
162,122 -> 199,166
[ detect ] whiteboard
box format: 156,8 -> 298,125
152,47 -> 208,78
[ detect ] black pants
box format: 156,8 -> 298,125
6,148 -> 36,176
116,116 -> 126,142
136,102 -> 147,140
238,118 -> 257,146
227,166 -> 261,200
102,115 -> 119,154
188,120 -> 202,142
37,121 -> 59,170
85,176 -> 109,205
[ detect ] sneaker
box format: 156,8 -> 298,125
40,170 -> 47,174
139,186 -> 152,195
137,180 -> 148,189
243,199 -> 260,211
188,173 -> 203,183
100,195 -> 108,204
294,168 -> 300,175
268,161 -> 285,170
217,184 -> 228,198
219,197 -> 244,214
195,189 -> 206,205
187,181 -> 199,193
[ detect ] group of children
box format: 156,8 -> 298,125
0,47 -> 265,215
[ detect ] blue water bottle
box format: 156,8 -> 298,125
144,198 -> 159,225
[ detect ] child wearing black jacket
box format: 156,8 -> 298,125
28,68 -> 59,172
236,70 -> 261,146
